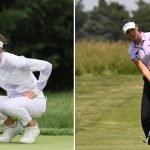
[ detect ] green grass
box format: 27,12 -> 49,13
75,74 -> 150,150
0,135 -> 73,150
76,40 -> 138,75
37,91 -> 73,129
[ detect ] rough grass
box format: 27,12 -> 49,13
75,74 -> 150,150
76,40 -> 139,75
37,91 -> 73,129
37,91 -> 73,135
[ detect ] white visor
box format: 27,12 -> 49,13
122,22 -> 136,34
0,41 -> 3,48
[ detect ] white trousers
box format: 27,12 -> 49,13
0,95 -> 46,126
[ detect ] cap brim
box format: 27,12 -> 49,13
122,22 -> 136,34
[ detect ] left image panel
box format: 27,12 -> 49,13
0,0 -> 74,149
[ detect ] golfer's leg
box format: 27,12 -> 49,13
3,96 -> 46,143
3,98 -> 32,126
3,96 -> 46,126
0,96 -> 23,143
0,96 -> 9,125
141,90 -> 150,138
0,112 -> 8,125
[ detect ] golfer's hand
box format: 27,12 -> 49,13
23,90 -> 37,99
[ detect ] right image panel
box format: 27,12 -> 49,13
75,0 -> 150,149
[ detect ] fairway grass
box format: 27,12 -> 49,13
76,74 -> 150,150
0,135 -> 73,150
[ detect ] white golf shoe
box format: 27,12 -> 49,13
0,121 -> 23,143
20,124 -> 40,144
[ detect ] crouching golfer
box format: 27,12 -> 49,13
0,34 -> 52,144
121,19 -> 150,145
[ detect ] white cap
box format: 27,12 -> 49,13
0,41 -> 3,48
122,22 -> 136,34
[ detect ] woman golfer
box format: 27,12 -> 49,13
121,19 -> 150,144
0,34 -> 52,144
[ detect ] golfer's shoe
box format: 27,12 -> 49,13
0,121 -> 23,143
144,131 -> 150,145
20,123 -> 40,144
142,139 -> 148,143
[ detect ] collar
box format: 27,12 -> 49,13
133,32 -> 145,48
141,32 -> 146,41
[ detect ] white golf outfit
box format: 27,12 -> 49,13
0,52 -> 52,126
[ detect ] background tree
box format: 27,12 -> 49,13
76,0 -> 130,40
75,0 -> 87,39
132,0 -> 150,32
0,0 -> 73,90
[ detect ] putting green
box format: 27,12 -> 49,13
0,135 -> 73,150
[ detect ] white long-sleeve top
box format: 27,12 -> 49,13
0,52 -> 52,98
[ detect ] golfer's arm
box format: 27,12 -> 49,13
134,59 -> 150,81
28,59 -> 52,94
16,56 -> 52,94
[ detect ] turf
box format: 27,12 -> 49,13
76,74 -> 150,150
0,135 -> 73,150
37,91 -> 73,129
